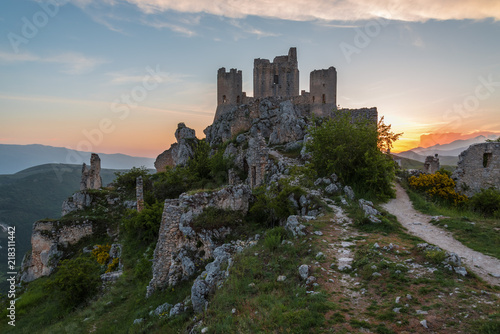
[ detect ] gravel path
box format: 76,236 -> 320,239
382,183 -> 500,287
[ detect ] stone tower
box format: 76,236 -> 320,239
309,67 -> 337,116
253,47 -> 299,99
423,154 -> 440,174
214,67 -> 243,121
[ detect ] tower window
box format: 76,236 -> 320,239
236,95 -> 240,104
274,75 -> 279,84
322,94 -> 326,104
222,95 -> 227,103
483,153 -> 492,168
312,96 -> 315,103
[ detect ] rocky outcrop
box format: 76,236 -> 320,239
80,153 -> 102,190
20,220 -> 93,282
204,97 -> 309,147
452,142 -> 500,196
155,123 -> 197,172
61,191 -> 94,216
146,185 -> 252,297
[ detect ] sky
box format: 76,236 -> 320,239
0,0 -> 499,158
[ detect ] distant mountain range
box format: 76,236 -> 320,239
0,144 -> 155,174
394,135 -> 498,166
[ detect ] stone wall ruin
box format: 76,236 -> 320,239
452,142 -> 500,197
423,154 -> 440,174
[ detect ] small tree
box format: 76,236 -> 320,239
307,113 -> 398,200
49,257 -> 101,308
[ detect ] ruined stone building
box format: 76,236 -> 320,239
423,154 -> 440,174
452,142 -> 500,197
156,47 -> 378,189
214,47 -> 338,121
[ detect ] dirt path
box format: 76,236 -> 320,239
382,183 -> 500,286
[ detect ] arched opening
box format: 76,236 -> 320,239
274,74 -> 279,85
312,96 -> 315,103
222,95 -> 227,103
236,95 -> 240,104
322,94 -> 326,104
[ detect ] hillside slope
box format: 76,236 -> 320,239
0,164 -> 122,292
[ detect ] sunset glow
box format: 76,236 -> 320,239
1,0 -> 499,158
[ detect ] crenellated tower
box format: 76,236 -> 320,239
215,67 -> 243,121
253,47 -> 299,99
309,66 -> 337,115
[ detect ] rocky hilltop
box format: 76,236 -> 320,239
11,51 -> 499,333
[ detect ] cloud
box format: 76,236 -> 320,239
0,50 -> 105,74
227,19 -> 280,39
141,19 -> 197,36
45,53 -> 107,74
117,0 -> 500,22
0,51 -> 40,62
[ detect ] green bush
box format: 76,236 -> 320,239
264,227 -> 287,252
151,140 -> 233,201
152,167 -> 194,200
470,188 -> 500,217
48,256 -> 101,308
248,180 -> 304,228
306,114 -> 398,200
424,249 -> 446,264
113,166 -> 151,195
191,206 -> 243,232
121,201 -> 164,243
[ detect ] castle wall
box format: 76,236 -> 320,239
253,47 -> 299,99
452,142 -> 500,196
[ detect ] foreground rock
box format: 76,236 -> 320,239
20,220 -> 94,282
147,185 -> 252,297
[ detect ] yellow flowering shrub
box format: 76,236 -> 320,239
105,258 -> 120,273
409,172 -> 468,206
91,244 -> 111,265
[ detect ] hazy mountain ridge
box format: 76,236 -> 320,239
0,144 -> 155,175
394,135 -> 498,166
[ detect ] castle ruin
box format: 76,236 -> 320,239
423,154 -> 440,174
214,47 -> 338,121
452,142 -> 500,197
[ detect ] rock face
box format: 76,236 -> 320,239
20,220 -> 93,282
452,142 -> 500,197
155,123 -> 197,172
423,154 -> 440,174
205,98 -> 309,147
61,191 -> 93,216
147,185 -> 252,296
80,153 -> 102,190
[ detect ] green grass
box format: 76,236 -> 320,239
430,217 -> 500,259
201,236 -> 337,333
403,183 -> 500,260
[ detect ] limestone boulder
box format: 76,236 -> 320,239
155,123 -> 198,172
